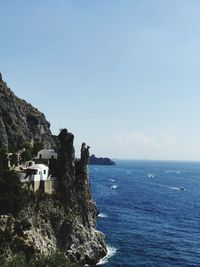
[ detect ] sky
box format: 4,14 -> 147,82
1,0 -> 200,160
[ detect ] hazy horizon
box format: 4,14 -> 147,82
1,1 -> 200,161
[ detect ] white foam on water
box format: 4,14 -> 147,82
165,170 -> 181,174
111,185 -> 118,189
98,213 -> 108,218
156,184 -> 186,191
97,245 -> 117,265
109,179 -> 115,182
169,186 -> 180,190
165,186 -> 186,191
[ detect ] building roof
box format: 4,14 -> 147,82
26,164 -> 48,171
38,149 -> 56,153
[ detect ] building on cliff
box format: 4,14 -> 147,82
36,149 -> 57,160
0,72 -> 107,265
24,163 -> 57,193
25,164 -> 49,181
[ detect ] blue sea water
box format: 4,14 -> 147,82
89,160 -> 200,267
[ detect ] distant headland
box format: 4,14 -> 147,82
89,154 -> 116,165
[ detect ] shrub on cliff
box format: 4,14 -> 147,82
0,148 -> 8,171
0,171 -> 26,215
32,140 -> 44,157
19,140 -> 44,161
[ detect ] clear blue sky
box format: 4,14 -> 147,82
1,0 -> 200,160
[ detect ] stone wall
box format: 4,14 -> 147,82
28,179 -> 58,194
44,179 -> 58,194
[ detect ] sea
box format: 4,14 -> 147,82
89,160 -> 200,267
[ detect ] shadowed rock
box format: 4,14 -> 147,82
0,73 -> 55,150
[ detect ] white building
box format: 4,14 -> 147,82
25,164 -> 49,181
36,149 -> 57,160
23,163 -> 57,194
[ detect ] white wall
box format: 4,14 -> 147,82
36,149 -> 57,160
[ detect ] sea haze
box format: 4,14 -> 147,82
89,160 -> 200,267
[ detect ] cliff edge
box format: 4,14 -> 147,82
0,73 -> 54,151
0,75 -> 107,266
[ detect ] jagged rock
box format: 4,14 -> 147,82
0,73 -> 54,151
0,131 -> 107,265
0,74 -> 107,266
55,129 -> 107,264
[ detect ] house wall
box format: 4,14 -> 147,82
29,181 -> 40,192
37,150 -> 57,160
29,179 -> 58,194
40,169 -> 48,180
27,165 -> 49,181
44,180 -> 58,194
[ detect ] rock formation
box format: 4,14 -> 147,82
0,75 -> 107,266
0,73 -> 54,151
89,154 -> 116,165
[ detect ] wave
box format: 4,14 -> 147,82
169,186 -> 186,191
156,184 -> 186,191
98,213 -> 108,218
169,186 -> 180,190
97,245 -> 117,265
109,179 -> 115,182
165,170 -> 181,174
111,185 -> 118,189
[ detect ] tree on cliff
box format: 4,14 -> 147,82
32,140 -> 44,156
0,170 -> 26,215
0,149 -> 8,171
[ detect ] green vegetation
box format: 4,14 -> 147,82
19,140 -> 44,162
20,150 -> 32,162
21,142 -> 32,152
0,252 -> 79,267
0,148 -> 8,171
0,170 -> 27,215
32,140 -> 44,157
9,153 -> 18,166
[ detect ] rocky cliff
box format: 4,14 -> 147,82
0,73 -> 54,151
0,75 -> 107,266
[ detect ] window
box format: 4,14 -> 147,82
44,170 -> 46,174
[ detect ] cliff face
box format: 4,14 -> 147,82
0,73 -> 54,150
0,75 -> 107,265
0,130 -> 106,265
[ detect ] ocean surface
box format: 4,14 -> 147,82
89,160 -> 200,267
